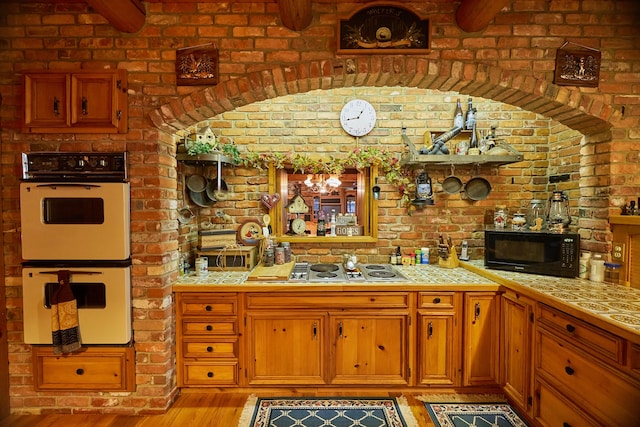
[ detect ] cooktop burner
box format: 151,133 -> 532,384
288,263 -> 408,282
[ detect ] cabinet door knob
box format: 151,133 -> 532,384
564,366 -> 575,375
207,372 -> 214,378
76,368 -> 84,375
563,423 -> 572,427
433,297 -> 441,304
205,305 -> 213,311
566,324 -> 576,333
206,346 -> 213,352
206,325 -> 213,331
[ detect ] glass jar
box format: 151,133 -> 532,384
527,199 -> 545,229
494,206 -> 507,228
579,251 -> 591,279
589,254 -> 605,282
512,213 -> 527,230
263,248 -> 274,267
604,262 -> 622,285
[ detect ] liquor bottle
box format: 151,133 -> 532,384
453,99 -> 464,128
395,246 -> 402,263
317,211 -> 326,236
464,98 -> 475,130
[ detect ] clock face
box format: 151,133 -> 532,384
292,218 -> 306,235
340,99 -> 376,137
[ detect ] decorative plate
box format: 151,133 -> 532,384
237,220 -> 263,246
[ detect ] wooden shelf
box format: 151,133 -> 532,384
400,133 -> 523,167
177,152 -> 234,165
609,215 -> 640,226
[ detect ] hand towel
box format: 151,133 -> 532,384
51,270 -> 82,354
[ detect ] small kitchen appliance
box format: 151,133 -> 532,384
288,263 -> 409,282
484,229 -> 579,278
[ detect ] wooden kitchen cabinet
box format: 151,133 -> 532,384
417,292 -> 462,386
534,303 -> 640,427
244,292 -> 412,387
32,345 -> 134,391
246,312 -> 326,385
501,290 -> 534,416
176,293 -> 240,387
24,69 -> 128,133
330,315 -> 409,385
463,292 -> 500,386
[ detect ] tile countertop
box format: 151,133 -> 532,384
174,261 -> 640,342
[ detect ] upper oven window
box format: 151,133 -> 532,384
44,197 -> 105,224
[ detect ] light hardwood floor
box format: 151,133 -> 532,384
0,391 -> 440,427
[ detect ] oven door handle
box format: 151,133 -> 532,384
40,270 -> 103,276
34,183 -> 102,189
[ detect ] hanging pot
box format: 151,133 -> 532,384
186,174 -> 207,193
189,188 -> 216,207
442,165 -> 463,194
464,176 -> 492,201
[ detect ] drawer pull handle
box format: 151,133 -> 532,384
313,322 -> 317,339
206,325 -> 213,331
205,305 -> 212,311
428,321 -> 433,338
474,302 -> 481,322
206,346 -> 213,352
53,97 -> 60,116
564,366 -> 574,375
81,96 -> 88,115
565,324 -> 575,333
338,322 -> 343,338
563,423 -> 572,427
433,297 -> 441,304
207,372 -> 214,378
76,368 -> 84,375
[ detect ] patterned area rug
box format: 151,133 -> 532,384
423,401 -> 530,427
238,396 -> 419,427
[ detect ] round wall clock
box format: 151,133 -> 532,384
340,99 -> 377,137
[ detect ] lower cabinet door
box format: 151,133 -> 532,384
463,292 -> 500,386
330,315 -> 409,385
246,312 -> 327,385
418,313 -> 459,386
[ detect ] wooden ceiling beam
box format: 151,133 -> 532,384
85,0 -> 146,33
278,0 -> 313,31
456,0 -> 511,33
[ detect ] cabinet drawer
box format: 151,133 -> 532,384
183,362 -> 238,386
537,330 -> 640,426
534,378 -> 600,427
33,346 -> 134,391
182,319 -> 237,335
246,292 -> 409,309
180,296 -> 237,316
538,304 -> 624,364
418,292 -> 457,309
182,338 -> 237,358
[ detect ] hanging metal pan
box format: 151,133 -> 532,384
189,188 -> 216,207
442,165 -> 463,194
464,176 -> 492,201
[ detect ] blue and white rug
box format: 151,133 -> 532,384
239,396 -> 419,427
424,401 -> 530,427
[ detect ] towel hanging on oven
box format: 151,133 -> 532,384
50,270 -> 82,354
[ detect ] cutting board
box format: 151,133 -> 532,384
247,261 -> 295,281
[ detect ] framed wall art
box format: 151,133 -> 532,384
176,43 -> 219,86
337,3 -> 430,55
554,41 -> 601,88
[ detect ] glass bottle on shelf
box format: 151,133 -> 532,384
453,98 -> 464,128
465,98 -> 475,130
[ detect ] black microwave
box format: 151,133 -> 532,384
484,229 -> 580,278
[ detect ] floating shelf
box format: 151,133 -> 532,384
400,133 -> 524,167
176,152 -> 234,165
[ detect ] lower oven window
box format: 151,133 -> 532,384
44,282 -> 106,309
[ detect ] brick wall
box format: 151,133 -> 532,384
1,0 -> 639,415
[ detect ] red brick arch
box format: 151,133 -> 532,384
149,57 -> 613,137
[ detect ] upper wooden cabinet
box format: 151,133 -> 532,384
24,69 -> 128,133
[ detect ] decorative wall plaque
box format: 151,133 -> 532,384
338,3 -> 430,55
176,43 -> 219,86
554,41 -> 601,88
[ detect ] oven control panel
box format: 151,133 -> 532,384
22,152 -> 127,181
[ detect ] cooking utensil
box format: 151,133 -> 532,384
186,174 -> 207,193
464,176 -> 491,201
189,188 -> 216,207
442,165 -> 463,194
207,158 -> 229,201
177,174 -> 195,224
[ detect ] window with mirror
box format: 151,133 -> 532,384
270,165 -> 378,243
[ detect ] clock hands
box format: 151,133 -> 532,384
345,109 -> 364,121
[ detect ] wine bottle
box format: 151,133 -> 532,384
453,99 -> 464,128
470,122 -> 478,148
464,98 -> 475,130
